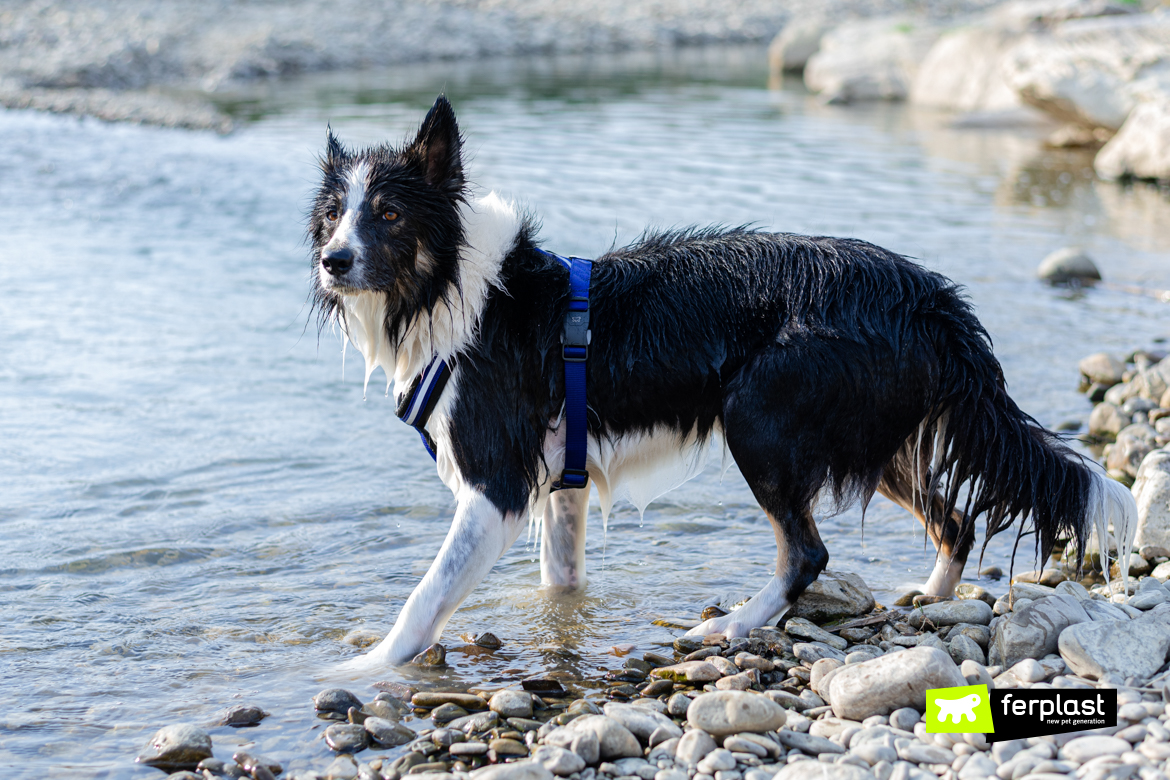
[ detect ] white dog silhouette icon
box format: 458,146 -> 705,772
935,693 -> 981,723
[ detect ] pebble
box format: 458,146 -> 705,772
774,730 -> 845,755
789,570 -> 876,623
491,690 -> 535,718
451,742 -> 489,756
909,600 -> 993,628
667,693 -> 692,718
315,689 -> 364,715
135,725 -> 213,771
828,647 -> 965,720
686,691 -> 786,736
603,702 -> 681,742
545,715 -> 641,760
990,595 -> 1089,668
1060,736 -> 1129,763
413,692 -> 488,710
433,703 -> 471,723
676,730 -> 717,765
364,716 -> 413,747
325,755 -> 359,780
652,661 -> 722,683
324,723 -> 368,753
774,762 -> 877,780
794,642 -> 847,664
411,643 -> 447,666
785,618 -> 849,650
469,762 -> 554,780
491,737 -> 529,756
888,708 -> 921,732
696,748 -> 736,774
214,704 -> 268,727
947,634 -> 986,666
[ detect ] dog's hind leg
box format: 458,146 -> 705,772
344,488 -> 527,669
540,482 -> 589,590
877,446 -> 975,598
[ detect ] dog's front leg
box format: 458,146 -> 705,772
540,483 -> 589,590
352,488 -> 526,668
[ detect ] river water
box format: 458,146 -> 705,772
1,47 -> 1168,778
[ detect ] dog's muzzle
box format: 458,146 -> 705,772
321,247 -> 354,276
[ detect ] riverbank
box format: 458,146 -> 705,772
0,0 -> 999,131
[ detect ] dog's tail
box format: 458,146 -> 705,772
910,286 -> 1136,584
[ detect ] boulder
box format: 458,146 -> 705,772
769,17 -> 828,74
911,25 -> 1025,112
804,17 -> 941,104
1003,13 -> 1170,131
989,594 -> 1090,668
1079,352 -> 1127,387
790,570 -> 875,623
1037,247 -> 1101,285
827,646 -> 965,720
1089,402 -> 1130,438
1106,423 -> 1158,478
135,725 -> 213,771
1098,96 -> 1170,180
686,691 -> 786,737
1134,448 -> 1170,549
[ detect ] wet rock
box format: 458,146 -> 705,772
911,594 -> 948,607
373,681 -> 414,700
432,703 -> 469,723
469,761 -> 554,780
521,678 -> 566,696
490,737 -> 528,757
364,716 -> 413,747
908,599 -> 993,628
545,715 -> 640,760
136,725 -> 213,771
893,591 -> 920,607
948,634 -> 986,666
790,570 -> 875,623
603,702 -> 681,743
1096,100 -> 1170,183
769,17 -> 828,74
675,729 -> 717,765
953,583 -> 997,607
784,617 -> 849,650
1135,449 -> 1170,550
1037,247 -> 1101,285
315,689 -> 364,716
672,636 -> 704,654
414,691 -> 487,710
324,723 -> 368,753
1012,569 -> 1067,587
411,643 -> 446,666
828,646 -> 965,720
686,691 -> 786,736
1058,614 -> 1170,680
364,698 -> 409,721
475,632 -> 502,650
793,641 -> 846,664
531,745 -> 585,776
324,755 -> 359,780
980,566 -> 1004,579
1080,353 -> 1127,387
650,661 -> 721,683
451,742 -> 489,757
804,16 -> 940,104
733,652 -> 774,672
990,594 -> 1090,668
490,690 -> 533,719
214,704 -> 268,728
641,679 -> 673,697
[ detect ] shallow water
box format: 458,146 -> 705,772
2,47 -> 1169,778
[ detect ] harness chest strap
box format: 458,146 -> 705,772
395,248 -> 592,494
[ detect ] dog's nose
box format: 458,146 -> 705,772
321,247 -> 354,275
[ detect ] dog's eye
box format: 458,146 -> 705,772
383,211 -> 399,222
326,210 -> 339,222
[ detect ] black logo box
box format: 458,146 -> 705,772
988,689 -> 1117,742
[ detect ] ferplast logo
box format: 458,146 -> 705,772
925,684 -> 995,734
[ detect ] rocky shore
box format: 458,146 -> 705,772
0,0 -> 997,131
769,0 -> 1170,183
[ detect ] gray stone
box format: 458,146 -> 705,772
325,756 -> 359,780
490,690 -> 534,719
774,762 -> 877,780
769,17 -> 828,74
545,715 -> 641,761
1037,247 -> 1101,285
324,723 -> 368,753
686,691 -> 786,737
948,634 -> 986,666
1107,423 -> 1158,478
1058,615 -> 1170,680
135,725 -> 213,771
651,661 -> 721,683
827,647 -> 965,720
989,594 -> 1090,668
888,708 -> 920,732
908,600 -> 993,628
666,693 -> 691,718
603,703 -> 681,743
1060,736 -> 1129,763
675,729 -> 717,765
470,761 -> 555,780
785,618 -> 849,651
1130,589 -> 1168,610
1080,353 -> 1127,387
364,716 -> 413,748
1081,598 -> 1130,622
314,689 -> 364,715
897,742 -> 954,765
696,748 -> 736,774
790,571 -> 876,623
794,642 -> 847,664
213,704 -> 267,727
1135,449 -> 1170,550
531,745 -> 586,776
1089,402 -> 1130,440
774,730 -> 845,755
1053,581 -> 1090,601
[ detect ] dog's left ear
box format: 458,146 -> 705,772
410,95 -> 464,193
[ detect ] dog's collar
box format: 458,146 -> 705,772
395,357 -> 453,460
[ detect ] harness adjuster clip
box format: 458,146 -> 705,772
562,298 -> 590,362
556,468 -> 589,489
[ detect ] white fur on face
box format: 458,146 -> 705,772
336,191 -> 521,394
321,163 -> 370,286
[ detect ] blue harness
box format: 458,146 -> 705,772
395,248 -> 592,493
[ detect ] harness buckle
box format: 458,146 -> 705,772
562,297 -> 590,362
556,468 -> 589,490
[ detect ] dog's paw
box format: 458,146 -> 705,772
684,614 -> 753,639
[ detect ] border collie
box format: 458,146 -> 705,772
309,96 -> 1137,668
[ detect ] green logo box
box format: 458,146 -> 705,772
925,684 -> 995,734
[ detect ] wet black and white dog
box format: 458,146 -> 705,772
310,96 -> 1136,668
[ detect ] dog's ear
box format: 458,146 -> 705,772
409,95 -> 464,192
323,125 -> 346,169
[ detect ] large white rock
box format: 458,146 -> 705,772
686,691 -> 786,736
827,646 -> 965,720
1058,614 -> 1170,680
1096,100 -> 1170,181
804,17 -> 941,104
989,594 -> 1090,668
1134,448 -> 1170,549
1003,12 -> 1170,130
602,702 -> 681,743
911,26 -> 1025,112
769,17 -> 828,74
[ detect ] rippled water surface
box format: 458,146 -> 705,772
2,48 -> 1169,778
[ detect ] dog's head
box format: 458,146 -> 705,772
309,95 -> 466,339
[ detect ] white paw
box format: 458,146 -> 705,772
685,614 -> 751,638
